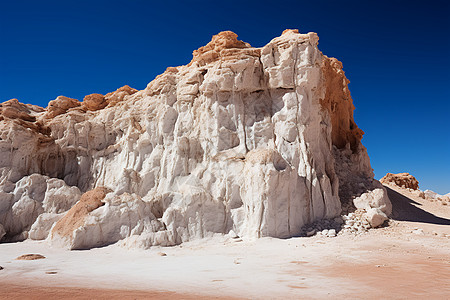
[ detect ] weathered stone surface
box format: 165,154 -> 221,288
0,174 -> 81,242
82,93 -> 107,111
50,187 -> 109,245
15,254 -> 46,260
364,208 -> 388,228
29,212 -> 63,240
0,30 -> 392,249
380,173 -> 419,190
0,99 -> 37,122
44,96 -> 81,118
105,85 -> 138,107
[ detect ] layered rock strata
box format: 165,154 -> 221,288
0,30 -> 391,249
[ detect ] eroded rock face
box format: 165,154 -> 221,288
380,173 -> 419,190
0,30 -> 391,249
0,174 -> 81,241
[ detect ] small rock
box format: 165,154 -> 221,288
228,230 -> 238,239
45,271 -> 57,274
15,254 -> 46,260
412,229 -> 424,235
306,229 -> 316,237
327,229 -> 336,237
0,266 -> 3,270
157,252 -> 167,256
322,229 -> 329,236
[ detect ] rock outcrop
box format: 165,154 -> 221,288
0,30 -> 391,249
380,173 -> 419,190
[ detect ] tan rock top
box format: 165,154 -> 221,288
380,173 -> 420,190
82,93 -> 107,111
105,85 -> 138,107
0,98 -> 37,122
190,31 -> 253,66
44,96 -> 81,119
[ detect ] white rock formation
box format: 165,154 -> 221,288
0,174 -> 81,241
0,29 -> 391,249
29,213 -> 63,240
353,187 -> 392,227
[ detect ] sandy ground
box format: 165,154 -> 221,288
0,185 -> 449,299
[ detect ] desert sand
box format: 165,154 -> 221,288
0,184 -> 448,299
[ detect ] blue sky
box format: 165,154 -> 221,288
1,0 -> 449,193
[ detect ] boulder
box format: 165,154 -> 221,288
82,93 -> 107,111
380,173 -> 419,190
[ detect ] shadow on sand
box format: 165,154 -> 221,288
385,186 -> 450,225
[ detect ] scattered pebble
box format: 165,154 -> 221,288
15,254 -> 46,260
412,229 -> 424,235
0,266 -> 3,270
46,271 -> 57,275
157,252 -> 167,257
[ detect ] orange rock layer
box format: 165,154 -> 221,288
380,173 -> 420,190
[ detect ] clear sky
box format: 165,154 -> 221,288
1,0 -> 449,193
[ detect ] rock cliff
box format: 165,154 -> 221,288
0,30 -> 391,249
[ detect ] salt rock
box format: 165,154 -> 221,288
353,188 -> 392,215
327,229 -> 336,237
0,29 -> 392,249
353,188 -> 392,227
380,173 -> 419,190
364,208 -> 388,228
29,213 -> 63,240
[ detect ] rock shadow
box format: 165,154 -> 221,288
385,186 -> 450,225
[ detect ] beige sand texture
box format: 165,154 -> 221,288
0,184 -> 448,299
